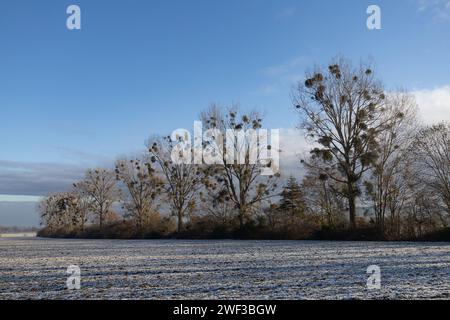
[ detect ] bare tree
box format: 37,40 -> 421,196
294,58 -> 400,229
147,136 -> 201,233
39,193 -> 66,231
115,157 -> 163,229
364,92 -> 418,234
410,122 -> 450,220
200,105 -> 281,230
301,157 -> 347,228
403,189 -> 443,238
71,187 -> 92,231
39,192 -> 87,231
73,169 -> 119,228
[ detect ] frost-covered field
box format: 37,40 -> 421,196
1,238 -> 450,300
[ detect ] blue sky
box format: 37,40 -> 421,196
0,0 -> 450,208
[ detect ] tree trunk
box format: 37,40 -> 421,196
239,208 -> 245,230
348,193 -> 357,229
99,212 -> 103,229
177,211 -> 183,233
322,181 -> 333,227
99,203 -> 105,229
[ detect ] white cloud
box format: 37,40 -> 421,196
275,7 -> 297,19
263,56 -> 307,77
278,128 -> 311,178
412,86 -> 450,124
256,56 -> 308,96
257,84 -> 278,95
417,0 -> 450,21
54,146 -> 114,164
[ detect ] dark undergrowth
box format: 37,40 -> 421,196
415,228 -> 450,242
37,221 -> 450,242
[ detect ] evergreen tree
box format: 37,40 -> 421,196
279,176 -> 306,223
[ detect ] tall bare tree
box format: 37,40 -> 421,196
73,169 -> 119,228
115,157 -> 163,229
410,122 -> 450,219
147,136 -> 200,233
294,58 -> 400,229
200,105 -> 280,230
364,92 -> 418,234
403,188 -> 443,238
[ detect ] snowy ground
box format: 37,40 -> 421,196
1,238 -> 450,300
0,233 -> 36,238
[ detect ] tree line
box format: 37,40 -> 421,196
38,58 -> 450,240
